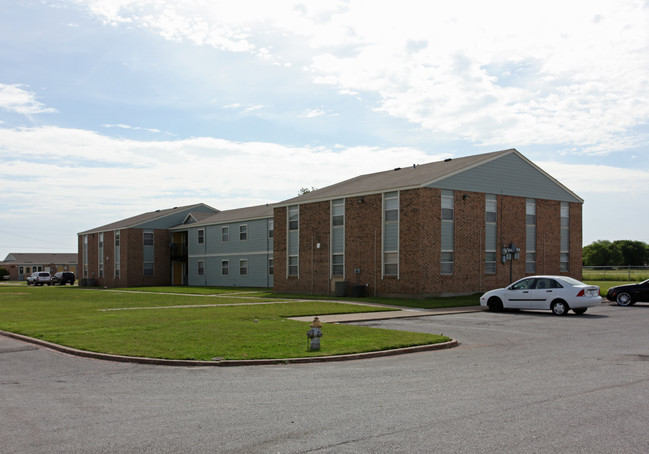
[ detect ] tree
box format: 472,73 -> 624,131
298,187 -> 317,196
613,240 -> 649,266
582,240 -> 623,266
583,240 -> 649,266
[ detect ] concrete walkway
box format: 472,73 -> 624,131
289,305 -> 484,323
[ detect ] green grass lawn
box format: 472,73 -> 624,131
0,286 -> 450,361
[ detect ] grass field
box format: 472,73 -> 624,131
0,286 -> 450,361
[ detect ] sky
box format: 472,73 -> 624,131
1,0 -> 648,261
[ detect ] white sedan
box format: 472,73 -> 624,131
480,275 -> 601,315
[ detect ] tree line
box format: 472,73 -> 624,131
583,240 -> 649,266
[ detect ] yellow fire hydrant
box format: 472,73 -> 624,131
306,316 -> 323,351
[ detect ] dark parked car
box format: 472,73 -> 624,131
606,279 -> 649,306
52,272 -> 75,286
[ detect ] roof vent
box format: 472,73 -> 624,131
394,167 -> 401,171
444,158 -> 452,162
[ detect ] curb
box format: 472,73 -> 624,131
0,330 -> 457,367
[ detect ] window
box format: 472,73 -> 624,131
289,205 -> 299,230
268,219 -> 274,238
288,205 -> 299,276
269,258 -> 274,275
98,233 -> 104,278
198,229 -> 204,244
144,232 -> 154,246
560,202 -> 569,272
441,190 -> 454,275
222,260 -> 229,276
383,192 -> 399,276
485,195 -> 497,274
239,225 -> 247,241
115,230 -> 121,278
288,256 -> 298,276
83,235 -> 88,278
240,259 -> 248,276
198,260 -> 205,276
221,227 -> 229,242
332,199 -> 344,276
143,262 -> 154,276
526,199 -> 536,274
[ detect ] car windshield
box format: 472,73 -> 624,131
38,273 -> 49,277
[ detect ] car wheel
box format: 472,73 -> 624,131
616,292 -> 633,306
487,297 -> 504,312
573,307 -> 587,315
551,300 -> 569,316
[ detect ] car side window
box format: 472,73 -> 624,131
535,278 -> 558,289
511,279 -> 533,290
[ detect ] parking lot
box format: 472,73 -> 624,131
2,302 -> 648,453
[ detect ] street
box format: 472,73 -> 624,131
2,302 -> 648,453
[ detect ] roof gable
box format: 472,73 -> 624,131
277,148 -> 582,205
78,203 -> 218,235
170,204 -> 274,229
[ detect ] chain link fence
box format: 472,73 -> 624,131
583,266 -> 649,281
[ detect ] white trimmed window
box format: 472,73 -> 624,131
526,199 -> 537,274
198,229 -> 204,244
288,205 -> 299,276
560,202 -> 569,272
240,259 -> 248,276
198,260 -> 205,276
83,235 -> 88,278
331,199 -> 345,276
222,260 -> 229,276
383,192 -> 399,276
239,225 -> 247,241
441,190 -> 454,275
115,230 -> 120,278
221,227 -> 229,242
98,232 -> 104,278
143,232 -> 154,246
268,219 -> 274,238
485,195 -> 497,274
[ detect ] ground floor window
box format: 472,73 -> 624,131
143,262 -> 154,276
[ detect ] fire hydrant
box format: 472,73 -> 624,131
306,316 -> 323,351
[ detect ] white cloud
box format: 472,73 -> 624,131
73,0 -> 649,153
0,83 -> 57,115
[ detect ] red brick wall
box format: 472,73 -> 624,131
273,188 -> 584,297
78,228 -> 171,287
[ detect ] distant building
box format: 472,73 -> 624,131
78,204 -> 218,287
1,253 -> 78,281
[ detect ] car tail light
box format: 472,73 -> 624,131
576,289 -> 585,297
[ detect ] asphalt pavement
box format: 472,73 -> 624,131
2,301 -> 649,453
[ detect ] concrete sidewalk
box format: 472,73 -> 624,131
289,305 -> 484,323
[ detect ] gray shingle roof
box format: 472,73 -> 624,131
78,203 -> 217,234
2,253 -> 78,264
171,204 -> 274,229
278,149 -> 515,205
